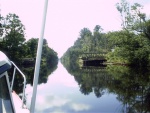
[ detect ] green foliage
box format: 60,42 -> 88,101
26,38 -> 38,58
0,16 -> 4,37
143,20 -> 150,40
61,25 -> 108,68
0,13 -> 59,85
75,26 -> 107,53
0,13 -> 58,66
116,0 -> 150,40
25,38 -> 58,69
104,0 -> 150,67
116,0 -> 145,30
0,14 -> 26,63
107,30 -> 150,66
4,14 -> 25,35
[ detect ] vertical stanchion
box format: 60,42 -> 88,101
11,67 -> 16,90
30,0 -> 48,112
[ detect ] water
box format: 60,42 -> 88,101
25,62 -> 150,113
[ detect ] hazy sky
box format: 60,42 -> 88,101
1,0 -> 150,57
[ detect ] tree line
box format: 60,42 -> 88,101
61,0 -> 150,67
0,13 -> 58,67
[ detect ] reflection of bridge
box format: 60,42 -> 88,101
81,66 -> 106,72
79,53 -> 107,66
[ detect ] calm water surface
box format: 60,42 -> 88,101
25,62 -> 150,113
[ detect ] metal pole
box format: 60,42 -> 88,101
30,0 -> 48,112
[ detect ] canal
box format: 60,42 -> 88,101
24,62 -> 150,113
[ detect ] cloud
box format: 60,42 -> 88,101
35,95 -> 71,112
70,103 -> 91,112
51,110 -> 66,113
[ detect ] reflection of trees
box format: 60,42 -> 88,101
62,59 -> 150,112
78,68 -> 109,97
9,60 -> 58,95
62,60 -> 110,97
107,66 -> 150,113
23,62 -> 58,85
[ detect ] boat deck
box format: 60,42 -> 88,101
12,91 -> 29,113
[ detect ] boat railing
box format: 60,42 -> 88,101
10,61 -> 26,109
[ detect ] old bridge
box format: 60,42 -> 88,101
79,53 -> 107,66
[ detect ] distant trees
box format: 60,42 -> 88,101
61,0 -> 150,67
0,13 -> 58,66
61,25 -> 108,68
73,26 -> 107,53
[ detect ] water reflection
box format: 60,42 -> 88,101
13,60 -> 150,113
106,66 -> 150,112
62,62 -> 150,113
26,63 -> 122,113
7,59 -> 58,109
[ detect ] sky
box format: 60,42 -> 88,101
1,0 -> 150,57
